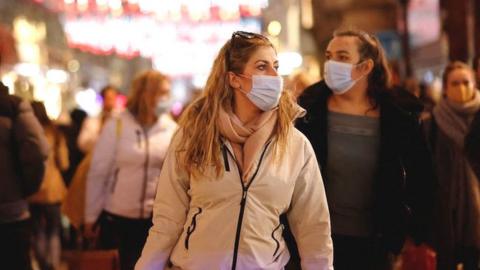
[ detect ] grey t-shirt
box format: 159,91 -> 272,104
326,111 -> 380,237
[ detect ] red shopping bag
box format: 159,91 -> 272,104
62,249 -> 119,270
401,238 -> 436,270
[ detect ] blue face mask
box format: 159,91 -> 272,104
237,74 -> 283,111
155,99 -> 172,116
324,60 -> 365,95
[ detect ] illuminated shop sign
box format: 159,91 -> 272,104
62,16 -> 261,76
408,0 -> 440,47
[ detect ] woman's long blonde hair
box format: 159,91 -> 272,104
127,70 -> 168,126
176,33 -> 299,179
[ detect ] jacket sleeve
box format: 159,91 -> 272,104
287,140 -> 333,270
404,117 -> 436,244
466,111 -> 480,180
135,133 -> 190,270
77,117 -> 100,153
58,132 -> 70,171
84,117 -> 118,224
13,100 -> 49,194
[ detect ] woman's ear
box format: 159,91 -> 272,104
228,71 -> 241,89
360,59 -> 375,75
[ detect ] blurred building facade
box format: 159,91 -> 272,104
1,0 -> 479,119
0,0 -> 71,119
263,0 -> 479,86
308,0 -> 446,83
0,0 -> 269,120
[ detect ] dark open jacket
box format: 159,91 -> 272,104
466,110 -> 480,180
0,84 -> 49,223
295,81 -> 436,253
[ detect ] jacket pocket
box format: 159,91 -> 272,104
184,207 -> 202,250
110,168 -> 120,193
271,223 -> 284,258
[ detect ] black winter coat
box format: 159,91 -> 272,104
466,111 -> 480,180
295,81 -> 436,253
0,83 -> 49,223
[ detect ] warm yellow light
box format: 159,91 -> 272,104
68,60 -> 80,73
78,0 -> 88,11
1,73 -> 17,95
13,17 -> 46,43
267,21 -> 282,37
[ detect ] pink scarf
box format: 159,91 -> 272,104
217,108 -> 277,182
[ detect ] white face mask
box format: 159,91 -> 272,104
237,74 -> 283,111
155,99 -> 172,116
324,60 -> 365,95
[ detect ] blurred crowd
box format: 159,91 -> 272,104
1,28 -> 480,270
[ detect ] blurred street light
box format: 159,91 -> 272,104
267,20 -> 282,37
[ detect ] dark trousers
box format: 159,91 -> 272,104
333,234 -> 391,270
30,203 -> 62,270
456,246 -> 480,270
100,212 -> 152,270
0,219 -> 32,270
436,243 -> 480,269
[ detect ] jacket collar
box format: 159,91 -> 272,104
297,80 -> 419,169
0,82 -> 8,96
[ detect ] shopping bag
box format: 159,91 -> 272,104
400,238 -> 436,270
62,152 -> 92,229
62,249 -> 119,270
62,118 -> 122,229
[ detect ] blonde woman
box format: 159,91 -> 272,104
85,71 -> 178,270
135,31 -> 333,270
29,101 -> 69,270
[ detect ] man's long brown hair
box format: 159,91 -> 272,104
333,29 -> 392,109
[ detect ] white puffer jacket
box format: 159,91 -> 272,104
85,111 -> 177,223
135,128 -> 333,270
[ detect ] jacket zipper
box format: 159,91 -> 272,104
136,130 -> 142,147
110,168 -> 120,193
140,128 -> 150,218
399,157 -> 406,188
399,157 -> 411,216
271,223 -> 283,257
226,141 -> 271,270
184,207 -> 203,250
222,145 -> 230,172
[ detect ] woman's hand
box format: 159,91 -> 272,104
83,223 -> 99,242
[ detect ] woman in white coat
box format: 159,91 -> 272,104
135,31 -> 333,270
85,70 -> 177,270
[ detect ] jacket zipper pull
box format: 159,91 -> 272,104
222,145 -> 230,172
136,130 -> 142,148
240,189 -> 247,206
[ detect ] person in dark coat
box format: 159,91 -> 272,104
466,110 -> 480,180
0,81 -> 49,270
59,108 -> 87,186
428,61 -> 480,270
294,29 -> 436,270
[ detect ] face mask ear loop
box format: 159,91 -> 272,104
352,60 -> 369,84
237,84 -> 249,95
234,73 -> 252,95
353,74 -> 366,84
235,73 -> 252,80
